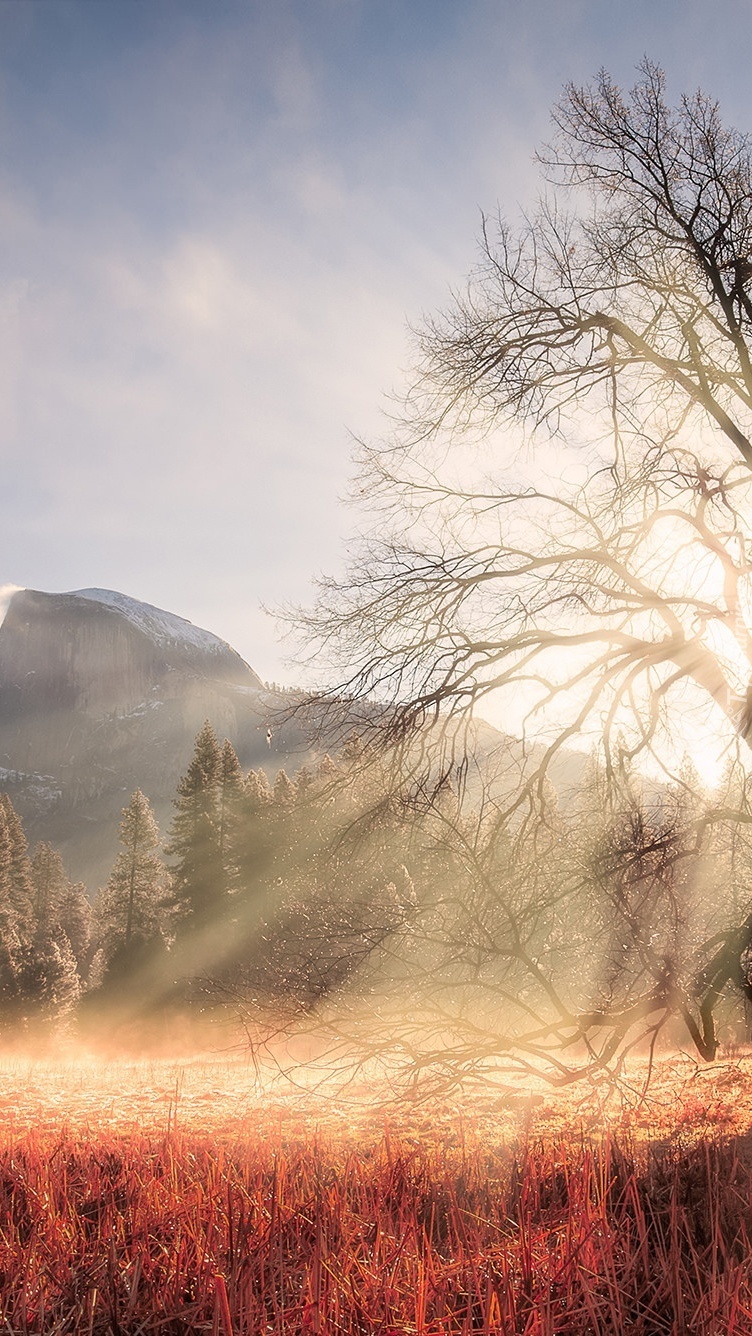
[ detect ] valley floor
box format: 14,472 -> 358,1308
0,1049 -> 750,1332
0,1042 -> 750,1144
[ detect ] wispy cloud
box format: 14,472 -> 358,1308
2,0 -> 752,678
0,585 -> 23,627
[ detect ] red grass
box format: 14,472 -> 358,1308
0,1117 -> 750,1332
0,1052 -> 751,1333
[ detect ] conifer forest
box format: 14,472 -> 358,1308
5,714 -> 752,1086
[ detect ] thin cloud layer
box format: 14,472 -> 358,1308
2,0 -> 752,679
0,585 -> 23,628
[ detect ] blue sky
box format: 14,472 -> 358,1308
3,0 -> 752,681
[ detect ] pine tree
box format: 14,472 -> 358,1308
714,757 -> 752,926
245,768 -> 271,811
0,805 -> 21,1021
316,755 -> 340,781
30,840 -> 91,982
233,768 -> 273,899
0,795 -> 34,940
0,926 -> 22,1026
0,811 -> 85,1030
0,804 -> 15,937
95,790 -> 166,967
217,740 -> 245,894
294,765 -> 315,798
272,769 -> 297,807
20,929 -> 81,1028
30,842 -> 69,933
56,882 -> 92,976
0,798 -> 40,1025
166,721 -> 226,929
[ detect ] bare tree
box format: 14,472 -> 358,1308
299,65 -> 752,775
288,64 -> 752,1078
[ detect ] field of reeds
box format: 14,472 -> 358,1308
1,1050 -> 752,1333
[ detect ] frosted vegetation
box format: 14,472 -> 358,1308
1,717 -> 752,1083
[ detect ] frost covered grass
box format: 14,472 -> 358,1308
0,1052 -> 751,1332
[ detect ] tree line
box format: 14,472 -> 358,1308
0,721 -> 419,1039
4,715 -> 752,1075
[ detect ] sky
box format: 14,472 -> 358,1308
4,0 -> 752,684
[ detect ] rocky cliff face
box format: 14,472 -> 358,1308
0,589 -> 311,886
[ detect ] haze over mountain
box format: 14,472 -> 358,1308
0,588 -> 313,886
0,586 -> 584,893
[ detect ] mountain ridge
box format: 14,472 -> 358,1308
70,588 -> 262,667
0,585 -> 583,892
0,587 -> 310,886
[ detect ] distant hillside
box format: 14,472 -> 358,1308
0,586 -> 586,891
0,588 -> 315,886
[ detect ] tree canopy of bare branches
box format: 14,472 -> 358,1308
282,64 -> 752,1081
297,63 -> 752,792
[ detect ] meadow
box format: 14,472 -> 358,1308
0,1048 -> 749,1333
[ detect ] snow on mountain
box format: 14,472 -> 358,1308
71,588 -> 245,660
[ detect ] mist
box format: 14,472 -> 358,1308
0,585 -> 23,629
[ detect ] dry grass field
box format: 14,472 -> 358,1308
1,1044 -> 752,1333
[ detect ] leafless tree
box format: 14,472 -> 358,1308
282,64 -> 752,1079
298,64 -> 752,775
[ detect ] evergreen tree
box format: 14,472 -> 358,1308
0,803 -> 23,1022
0,926 -> 22,1025
30,842 -> 69,934
95,789 -> 166,972
713,758 -> 752,927
0,807 -> 84,1029
0,796 -> 34,940
217,740 -> 245,894
30,840 -> 91,978
233,768 -> 273,899
316,754 -> 340,782
245,767 -> 271,810
56,882 -> 92,976
20,929 -> 81,1028
166,721 -> 226,929
272,768 -> 297,807
0,804 -> 15,938
294,765 -> 315,798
